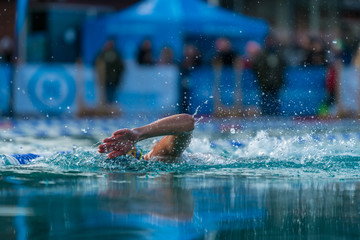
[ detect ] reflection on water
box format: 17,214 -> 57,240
1,169 -> 360,239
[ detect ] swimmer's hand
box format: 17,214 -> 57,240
98,129 -> 138,159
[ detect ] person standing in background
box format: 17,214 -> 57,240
137,38 -> 154,65
211,38 -> 244,117
252,35 -> 286,116
179,44 -> 202,113
303,37 -> 326,66
0,36 -> 14,63
335,43 -> 360,118
96,39 -> 125,106
212,37 -> 237,67
321,39 -> 343,116
158,46 -> 175,65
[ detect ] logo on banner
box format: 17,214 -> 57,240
28,67 -> 76,112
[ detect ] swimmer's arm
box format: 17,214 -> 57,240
143,133 -> 192,160
133,114 -> 195,141
99,114 -> 195,159
134,114 -> 195,160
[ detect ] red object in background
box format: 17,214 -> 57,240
326,64 -> 337,93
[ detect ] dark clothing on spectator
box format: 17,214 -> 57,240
137,48 -> 153,65
213,50 -> 236,66
253,49 -> 286,115
179,48 -> 202,113
260,91 -> 281,116
96,48 -> 124,104
304,50 -> 326,66
137,39 -> 154,65
325,64 -> 337,107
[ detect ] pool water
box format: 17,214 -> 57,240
1,117 -> 360,239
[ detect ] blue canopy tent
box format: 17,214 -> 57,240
82,0 -> 269,64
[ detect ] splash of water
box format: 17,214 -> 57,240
1,129 -> 359,179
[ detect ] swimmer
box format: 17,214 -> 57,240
98,114 -> 195,161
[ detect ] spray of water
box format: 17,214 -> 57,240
0,128 -> 357,179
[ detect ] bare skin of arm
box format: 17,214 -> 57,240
98,114 -> 195,161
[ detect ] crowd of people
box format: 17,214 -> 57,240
2,29 -> 359,118
93,32 -> 360,118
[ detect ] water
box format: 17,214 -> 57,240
1,117 -> 360,239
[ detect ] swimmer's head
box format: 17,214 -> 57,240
126,145 -> 143,160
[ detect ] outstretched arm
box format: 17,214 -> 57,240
98,114 -> 195,160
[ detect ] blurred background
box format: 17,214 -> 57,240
0,0 -> 360,119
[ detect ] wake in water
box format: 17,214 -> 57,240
1,130 -> 360,179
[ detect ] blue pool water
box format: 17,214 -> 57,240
1,117 -> 360,239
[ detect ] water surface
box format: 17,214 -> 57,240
1,118 -> 360,239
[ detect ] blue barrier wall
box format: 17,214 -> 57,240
189,66 -> 327,115
281,66 -> 327,115
13,63 -> 179,116
6,64 -> 328,117
0,65 -> 11,115
14,64 -> 97,116
118,63 -> 179,114
188,67 -> 260,114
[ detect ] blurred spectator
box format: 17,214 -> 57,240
340,25 -> 359,66
158,46 -> 175,65
353,44 -> 360,69
333,42 -> 360,118
137,38 -> 154,65
252,35 -> 286,116
324,61 -> 339,111
0,36 -> 14,63
212,37 -> 237,67
282,31 -> 308,66
179,44 -> 202,113
304,37 -> 327,66
95,39 -> 125,106
243,41 -> 261,69
212,38 -> 248,117
323,39 -> 343,112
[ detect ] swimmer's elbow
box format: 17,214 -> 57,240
181,114 -> 195,132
